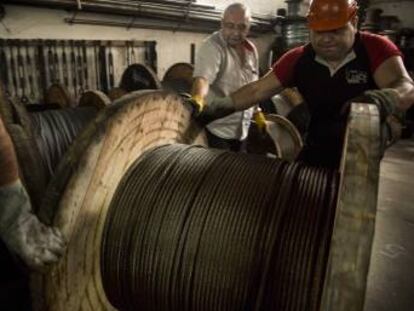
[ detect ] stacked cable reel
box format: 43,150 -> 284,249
108,63 -> 161,101
31,90 -> 206,311
0,84 -> 111,211
29,86 -> 381,311
162,62 -> 195,94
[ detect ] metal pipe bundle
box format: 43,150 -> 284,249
5,0 -> 275,33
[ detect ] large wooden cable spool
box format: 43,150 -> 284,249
31,93 -> 380,311
31,90 -> 205,311
119,63 -> 162,93
108,87 -> 128,101
246,114 -> 303,161
45,83 -> 73,108
0,86 -> 107,210
79,90 -> 111,110
0,85 -> 48,209
265,113 -> 303,161
162,62 -> 194,93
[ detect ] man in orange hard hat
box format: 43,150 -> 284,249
190,0 -> 414,169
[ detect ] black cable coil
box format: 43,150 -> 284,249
102,144 -> 339,311
30,106 -> 97,180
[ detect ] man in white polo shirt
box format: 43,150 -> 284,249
191,2 -> 259,151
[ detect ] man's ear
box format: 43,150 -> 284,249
351,15 -> 359,29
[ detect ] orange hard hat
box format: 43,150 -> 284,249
307,0 -> 358,31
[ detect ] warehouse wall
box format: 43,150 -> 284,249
0,3 -> 282,80
369,0 -> 414,29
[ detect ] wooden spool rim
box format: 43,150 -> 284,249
107,87 -> 128,101
321,103 -> 381,311
120,63 -> 162,91
162,62 -> 194,84
0,86 -> 47,210
45,83 -> 73,108
78,90 -> 111,110
32,90 -> 206,311
265,113 -> 303,161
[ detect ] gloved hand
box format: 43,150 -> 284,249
180,93 -> 204,116
253,107 -> 267,134
181,94 -> 235,125
347,88 -> 403,154
347,88 -> 400,121
0,180 -> 66,271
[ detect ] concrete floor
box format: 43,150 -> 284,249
364,138 -> 414,311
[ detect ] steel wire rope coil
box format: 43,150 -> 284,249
31,92 -> 380,311
30,106 -> 98,181
101,144 -> 340,311
31,90 -> 206,311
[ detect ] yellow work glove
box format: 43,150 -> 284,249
180,93 -> 204,116
253,107 -> 267,134
181,93 -> 235,125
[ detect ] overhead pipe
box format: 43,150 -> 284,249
4,0 -> 274,32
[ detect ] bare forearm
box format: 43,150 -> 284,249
389,77 -> 414,111
191,77 -> 210,99
231,72 -> 283,111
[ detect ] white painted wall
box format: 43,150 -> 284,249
0,5 -> 209,78
0,4 -> 280,78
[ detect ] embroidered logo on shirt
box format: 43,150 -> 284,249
346,70 -> 368,84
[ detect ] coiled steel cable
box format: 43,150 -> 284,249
30,106 -> 97,180
101,144 -> 339,311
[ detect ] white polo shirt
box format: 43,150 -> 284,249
193,31 -> 259,140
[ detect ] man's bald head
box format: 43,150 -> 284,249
222,3 -> 251,21
221,3 -> 251,46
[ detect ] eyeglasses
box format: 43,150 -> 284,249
222,22 -> 249,32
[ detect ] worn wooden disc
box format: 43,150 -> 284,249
31,90 -> 206,311
0,84 -> 47,211
163,62 -> 194,83
119,63 -> 162,92
265,113 -> 303,162
45,83 -> 73,108
162,62 -> 194,93
0,82 -> 13,124
5,124 -> 47,212
321,103 -> 381,311
246,120 -> 280,157
107,87 -> 127,101
79,90 -> 111,110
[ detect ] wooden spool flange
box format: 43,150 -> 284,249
45,83 -> 73,108
31,90 -> 206,311
79,90 -> 111,110
119,63 -> 162,93
162,62 -> 194,93
0,83 -> 47,210
321,103 -> 381,311
265,113 -> 303,161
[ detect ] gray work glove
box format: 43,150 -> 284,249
181,93 -> 235,125
0,180 -> 66,271
347,88 -> 400,122
348,88 -> 403,153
